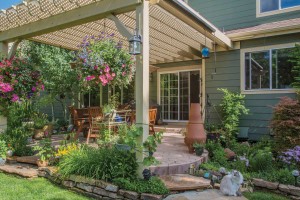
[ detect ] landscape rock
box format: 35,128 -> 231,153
69,174 -> 96,185
119,190 -> 139,200
93,187 -> 109,197
252,178 -> 279,190
279,184 -> 290,194
105,184 -> 119,192
140,193 -> 163,200
280,185 -> 300,197
0,164 -> 38,178
224,148 -> 235,160
16,156 -> 39,165
76,182 -> 94,192
63,180 -> 76,188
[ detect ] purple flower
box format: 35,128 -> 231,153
11,94 -> 19,102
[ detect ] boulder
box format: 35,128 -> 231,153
252,178 -> 279,190
224,148 -> 235,160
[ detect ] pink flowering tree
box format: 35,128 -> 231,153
0,58 -> 44,116
75,32 -> 135,87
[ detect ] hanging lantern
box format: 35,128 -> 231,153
129,29 -> 142,55
201,47 -> 210,59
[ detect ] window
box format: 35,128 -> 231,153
244,47 -> 296,91
258,0 -> 300,16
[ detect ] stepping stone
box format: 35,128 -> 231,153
160,174 -> 211,191
16,156 -> 39,165
163,189 -> 247,200
0,163 -> 38,178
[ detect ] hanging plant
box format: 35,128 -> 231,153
75,32 -> 135,87
0,58 -> 44,116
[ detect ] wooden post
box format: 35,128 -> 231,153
135,0 -> 150,177
0,42 -> 8,132
201,58 -> 206,120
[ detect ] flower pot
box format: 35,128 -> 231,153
6,150 -> 13,157
33,129 -> 44,140
0,158 -> 6,166
185,103 -> 206,153
195,148 -> 204,156
36,160 -> 49,167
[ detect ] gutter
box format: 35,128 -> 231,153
170,0 -> 216,32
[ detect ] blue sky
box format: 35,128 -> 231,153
0,0 -> 22,10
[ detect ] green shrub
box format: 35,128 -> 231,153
113,177 -> 169,195
252,168 -> 295,185
58,146 -> 138,181
249,147 -> 273,172
0,127 -> 33,157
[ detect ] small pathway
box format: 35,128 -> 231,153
164,190 -> 247,200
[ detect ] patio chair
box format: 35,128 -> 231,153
86,107 -> 103,144
149,108 -> 157,135
130,109 -> 157,135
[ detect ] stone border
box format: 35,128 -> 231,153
252,178 -> 300,199
38,167 -> 166,200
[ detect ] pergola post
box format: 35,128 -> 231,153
0,42 -> 8,133
135,0 -> 150,176
201,58 -> 206,119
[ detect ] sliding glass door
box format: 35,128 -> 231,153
160,70 -> 200,121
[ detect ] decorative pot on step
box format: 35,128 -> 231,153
185,103 -> 206,153
36,160 -> 49,167
33,129 -> 44,140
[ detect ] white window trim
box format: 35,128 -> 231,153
240,43 -> 297,94
256,0 -> 300,17
157,66 -> 201,122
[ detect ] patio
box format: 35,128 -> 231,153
48,124 -> 208,176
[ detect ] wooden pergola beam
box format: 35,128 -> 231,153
0,0 -> 141,42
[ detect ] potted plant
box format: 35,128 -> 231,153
33,114 -> 49,140
0,140 -> 8,165
33,138 -> 54,167
193,142 -> 205,156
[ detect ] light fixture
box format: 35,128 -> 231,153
292,170 -> 299,186
202,47 -> 210,59
129,29 -> 142,55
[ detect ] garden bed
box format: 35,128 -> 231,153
38,167 -> 167,200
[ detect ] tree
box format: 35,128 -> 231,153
18,41 -> 86,121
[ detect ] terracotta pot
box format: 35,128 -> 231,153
36,160 -> 49,167
33,129 -> 44,140
185,103 -> 207,153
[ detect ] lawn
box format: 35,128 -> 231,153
243,191 -> 290,200
0,173 -> 91,200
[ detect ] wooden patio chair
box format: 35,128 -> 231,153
149,108 -> 157,135
86,107 -> 103,144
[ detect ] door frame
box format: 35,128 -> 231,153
157,65 -> 201,122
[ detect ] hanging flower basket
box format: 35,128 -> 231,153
0,58 -> 44,116
75,32 -> 135,87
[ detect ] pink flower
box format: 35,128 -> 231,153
0,83 -> 14,93
104,66 -> 110,73
32,87 -> 37,92
122,71 -> 126,76
94,66 -> 98,70
122,64 -> 126,68
41,84 -> 45,91
112,73 -> 116,77
86,75 -> 95,81
11,94 -> 19,102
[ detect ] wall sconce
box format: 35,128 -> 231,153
129,29 -> 142,55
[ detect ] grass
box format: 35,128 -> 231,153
0,172 -> 90,200
243,191 -> 290,200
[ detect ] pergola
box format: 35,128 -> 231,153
0,0 -> 233,170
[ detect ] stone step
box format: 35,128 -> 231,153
0,163 -> 38,178
16,156 -> 39,165
160,174 -> 211,191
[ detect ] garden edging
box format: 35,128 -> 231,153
253,178 -> 300,199
38,167 -> 166,200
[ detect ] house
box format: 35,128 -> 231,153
1,0 -> 298,141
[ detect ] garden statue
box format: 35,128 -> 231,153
220,170 -> 243,196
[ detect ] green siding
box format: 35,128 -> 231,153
189,0 -> 300,31
205,33 -> 298,140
